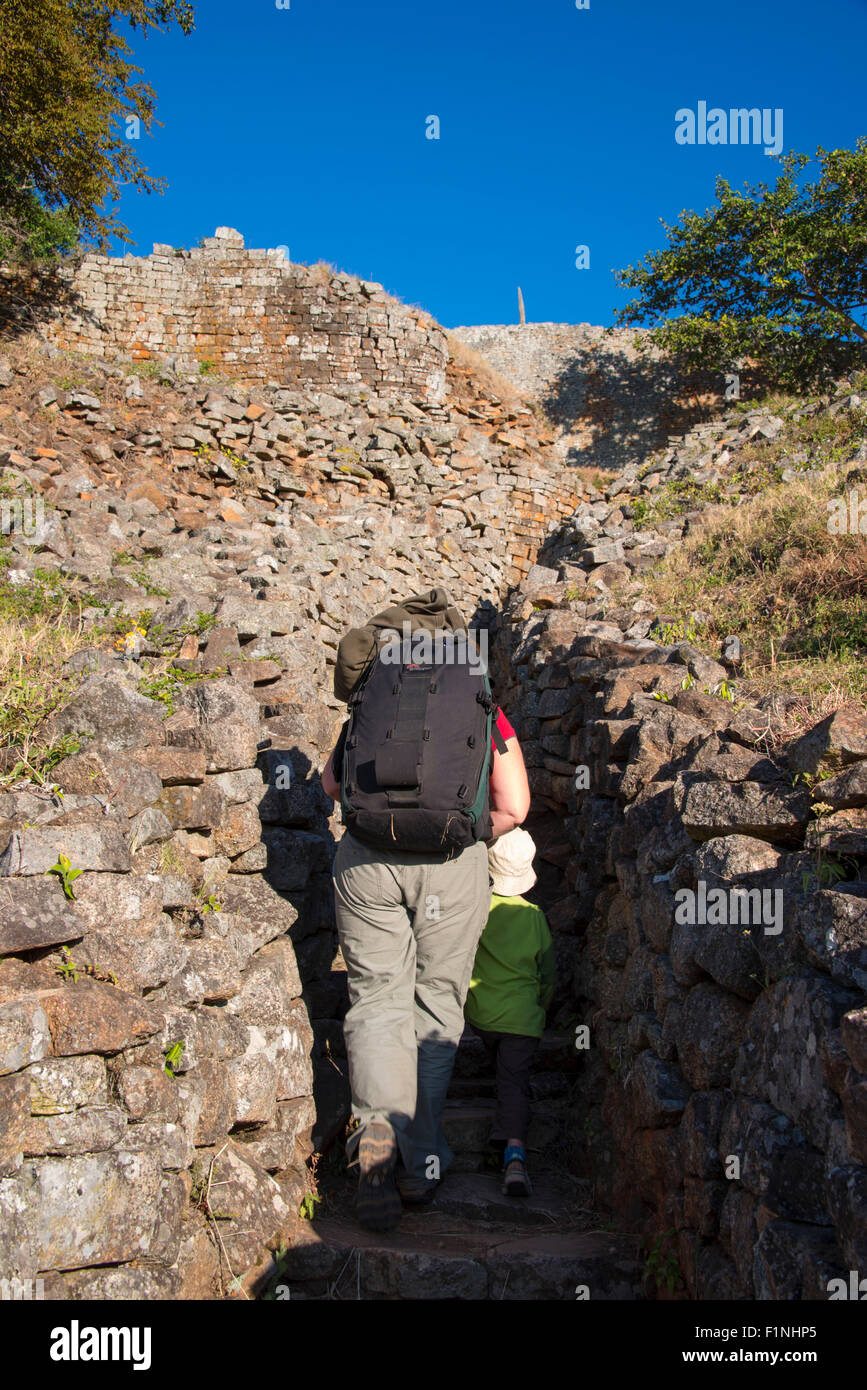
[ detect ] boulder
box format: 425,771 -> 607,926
678,778 -> 812,845
0,824 -> 131,876
732,975 -> 860,1150
787,705 -> 867,777
43,674 -> 165,753
675,982 -> 749,1089
23,1150 -> 174,1271
0,879 -> 85,955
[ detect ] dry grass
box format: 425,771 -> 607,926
571,464 -> 618,494
637,466 -> 867,707
307,260 -> 338,286
445,333 -> 527,408
0,329 -> 48,372
0,571 -> 96,784
757,687 -> 863,748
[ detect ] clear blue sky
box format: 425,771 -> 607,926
115,0 -> 867,329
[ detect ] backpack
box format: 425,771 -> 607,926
339,632 -> 504,853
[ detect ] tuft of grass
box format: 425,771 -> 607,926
308,260 -> 338,285
125,359 -> 162,380
0,570 -> 97,785
574,465 -> 618,494
445,334 -> 529,409
136,663 -> 223,716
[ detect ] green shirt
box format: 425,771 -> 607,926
464,894 -> 556,1038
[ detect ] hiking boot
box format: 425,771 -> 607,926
395,1169 -> 441,1206
355,1122 -> 401,1232
502,1144 -> 532,1198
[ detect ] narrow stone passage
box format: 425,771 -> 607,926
276,1021 -> 643,1300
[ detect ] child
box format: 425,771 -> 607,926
464,828 -> 555,1196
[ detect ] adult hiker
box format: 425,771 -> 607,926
320,587 -> 530,1231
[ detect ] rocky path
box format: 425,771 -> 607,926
274,1029 -> 644,1300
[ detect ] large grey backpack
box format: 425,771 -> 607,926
339,634 -> 504,852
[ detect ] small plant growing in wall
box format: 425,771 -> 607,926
219,445 -> 249,472
803,800 -> 836,894
197,890 -> 222,915
46,852 -> 83,900
712,679 -> 737,703
163,1040 -> 185,1077
644,1229 -> 683,1296
55,945 -> 79,982
54,946 -> 119,986
299,1192 -> 322,1220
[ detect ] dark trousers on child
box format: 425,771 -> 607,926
469,1025 -> 539,1146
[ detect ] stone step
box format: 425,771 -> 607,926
276,1205 -> 642,1300
447,1073 -> 573,1102
433,1170 -> 595,1229
442,1102 -> 494,1154
442,1100 -> 566,1166
446,1076 -> 496,1100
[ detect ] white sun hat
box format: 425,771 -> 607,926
488,827 -> 537,897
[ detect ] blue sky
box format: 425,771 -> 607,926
114,0 -> 867,329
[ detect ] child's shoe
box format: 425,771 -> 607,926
502,1144 -> 532,1197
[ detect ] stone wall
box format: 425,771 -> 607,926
4,228 -> 449,403
488,527 -> 867,1299
450,323 -> 728,473
0,669 -> 332,1299
0,326 -> 590,1298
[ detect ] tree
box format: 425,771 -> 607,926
614,142 -> 867,390
0,0 -> 194,262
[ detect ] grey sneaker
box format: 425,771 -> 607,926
502,1144 -> 532,1197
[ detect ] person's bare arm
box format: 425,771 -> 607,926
321,746 -> 340,801
489,735 -> 530,838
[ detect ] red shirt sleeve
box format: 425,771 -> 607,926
491,707 -> 515,751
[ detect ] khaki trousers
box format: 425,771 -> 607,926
332,830 -> 490,1178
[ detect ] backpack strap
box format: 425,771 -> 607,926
491,707 -> 509,755
332,719 -> 350,781
374,669 -> 431,806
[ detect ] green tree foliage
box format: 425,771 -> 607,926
0,0 -> 194,263
614,142 -> 867,389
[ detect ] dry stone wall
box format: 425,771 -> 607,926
1,268 -> 865,1300
4,228 -> 448,403
450,323 -> 730,473
0,315 -> 589,1298
488,386 -> 867,1300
